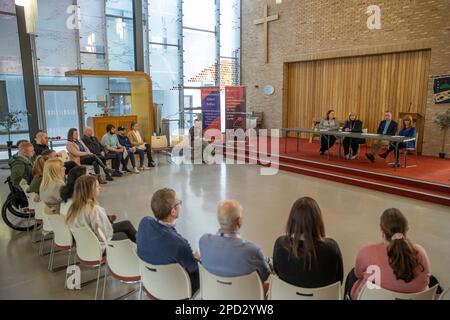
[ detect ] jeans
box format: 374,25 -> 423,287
112,220 -> 137,243
126,149 -> 137,168
105,151 -> 122,171
134,144 -> 153,167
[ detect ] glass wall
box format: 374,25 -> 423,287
147,0 -> 241,134
79,0 -> 108,70
1,0 -> 241,161
106,0 -> 135,71
36,0 -> 79,85
148,0 -> 181,126
0,12 -> 29,156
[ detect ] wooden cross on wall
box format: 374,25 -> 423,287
254,4 -> 280,64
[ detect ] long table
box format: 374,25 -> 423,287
281,128 -> 416,169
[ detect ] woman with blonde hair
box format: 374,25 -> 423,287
39,158 -> 65,214
379,115 -> 416,166
66,175 -> 136,244
28,155 -> 48,194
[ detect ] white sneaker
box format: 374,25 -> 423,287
142,165 -> 151,170
133,167 -> 140,174
345,154 -> 350,160
351,154 -> 358,160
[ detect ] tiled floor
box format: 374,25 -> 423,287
0,162 -> 449,299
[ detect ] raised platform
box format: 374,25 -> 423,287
220,137 -> 450,206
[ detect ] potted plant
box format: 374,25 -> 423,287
0,110 -> 27,157
435,108 -> 450,159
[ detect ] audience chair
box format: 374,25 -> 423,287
103,239 -> 141,300
31,199 -> 43,244
151,135 -> 172,164
70,226 -> 106,300
199,264 -> 264,300
268,274 -> 341,300
47,215 -> 75,278
139,259 -> 192,300
38,205 -> 54,256
357,282 -> 438,300
399,131 -> 419,168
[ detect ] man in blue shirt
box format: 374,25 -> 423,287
101,124 -> 131,173
365,110 -> 398,163
136,188 -> 200,295
199,200 -> 271,282
117,126 -> 139,173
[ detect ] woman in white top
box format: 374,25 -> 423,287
65,175 -> 136,243
39,158 -> 65,214
319,109 -> 340,155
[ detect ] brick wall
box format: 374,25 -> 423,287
241,0 -> 450,156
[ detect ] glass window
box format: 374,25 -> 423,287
183,29 -> 216,87
106,0 -> 133,18
183,0 -> 215,31
109,77 -> 131,93
81,76 -> 109,126
79,0 -> 107,70
220,0 -> 240,58
36,0 -> 79,79
0,13 -> 29,152
148,0 -> 179,45
106,15 -> 135,71
150,44 -> 180,90
0,0 -> 15,14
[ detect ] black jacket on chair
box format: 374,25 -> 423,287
376,120 -> 398,136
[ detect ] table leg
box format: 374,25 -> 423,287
338,136 -> 342,160
285,131 -> 288,153
327,135 -> 330,160
394,142 -> 399,171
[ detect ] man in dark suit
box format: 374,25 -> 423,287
81,126 -> 120,179
365,111 -> 398,163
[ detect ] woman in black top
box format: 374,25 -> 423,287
273,197 -> 343,288
342,112 -> 365,160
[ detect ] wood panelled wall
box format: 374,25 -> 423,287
285,50 -> 431,151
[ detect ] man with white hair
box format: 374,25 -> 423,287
199,200 -> 271,281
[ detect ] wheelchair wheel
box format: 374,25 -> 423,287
6,192 -> 32,218
2,195 -> 35,231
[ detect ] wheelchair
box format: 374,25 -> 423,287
1,177 -> 36,231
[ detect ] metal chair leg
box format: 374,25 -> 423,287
31,220 -> 37,244
94,265 -> 101,300
48,240 -> 55,270
102,263 -> 108,300
39,233 -> 45,255
64,249 -> 72,289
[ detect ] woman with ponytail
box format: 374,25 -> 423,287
348,208 -> 432,299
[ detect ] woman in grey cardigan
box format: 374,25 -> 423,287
319,110 -> 340,155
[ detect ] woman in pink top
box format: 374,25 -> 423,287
349,208 -> 431,299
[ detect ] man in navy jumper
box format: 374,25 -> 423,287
136,188 -> 200,295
